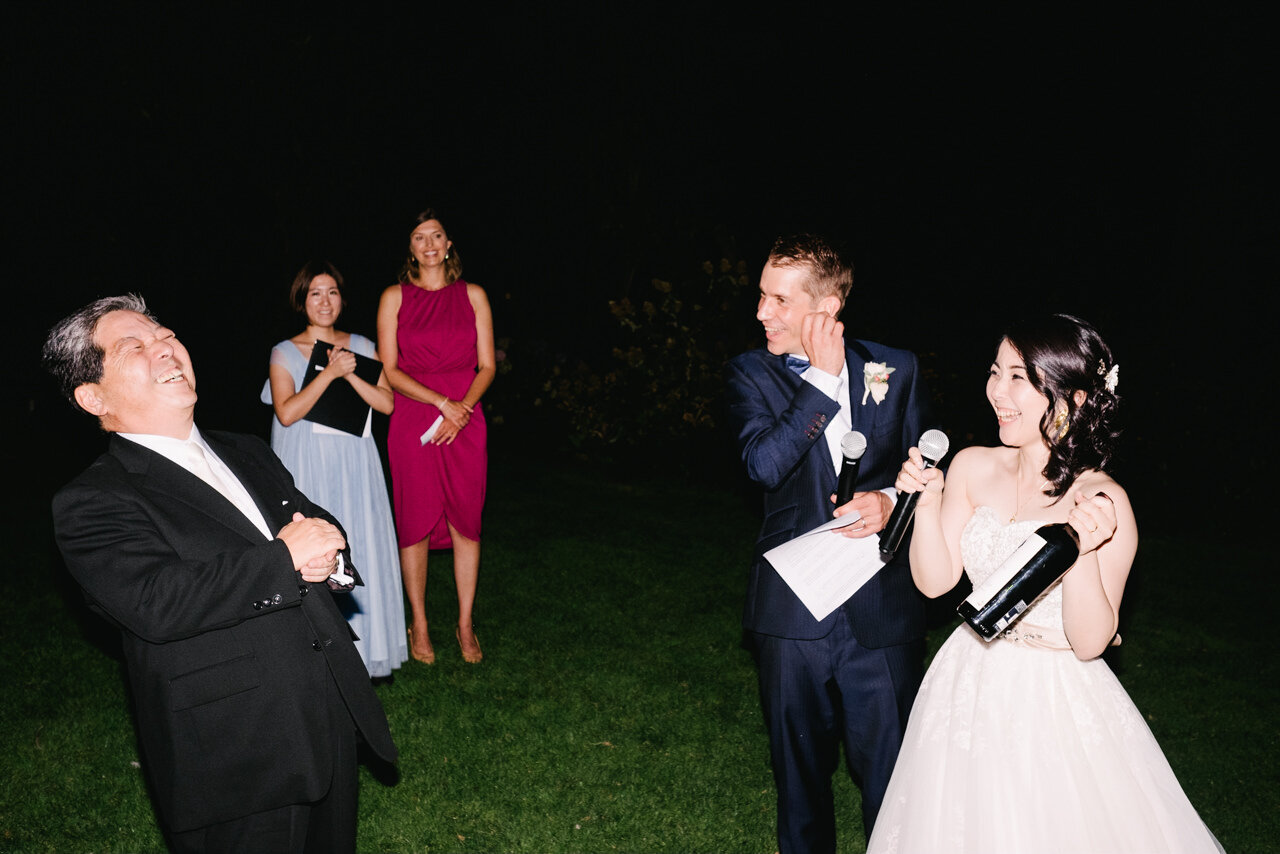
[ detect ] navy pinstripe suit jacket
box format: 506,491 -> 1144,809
726,340 -> 934,645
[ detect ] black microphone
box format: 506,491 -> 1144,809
879,429 -> 950,559
836,431 -> 867,506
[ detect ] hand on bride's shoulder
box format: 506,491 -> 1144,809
1068,470 -> 1128,507
1067,472 -> 1136,553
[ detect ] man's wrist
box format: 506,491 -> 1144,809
802,365 -> 843,404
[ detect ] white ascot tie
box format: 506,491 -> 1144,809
181,441 -> 224,491
181,442 -> 273,540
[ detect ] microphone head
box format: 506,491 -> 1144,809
918,429 -> 950,463
841,430 -> 867,460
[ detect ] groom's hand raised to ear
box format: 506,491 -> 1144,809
802,311 -> 845,376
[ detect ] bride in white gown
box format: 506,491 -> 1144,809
867,315 -> 1222,853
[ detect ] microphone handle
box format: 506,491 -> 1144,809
878,492 -> 921,558
836,459 -> 860,506
879,456 -> 941,558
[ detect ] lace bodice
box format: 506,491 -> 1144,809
960,505 -> 1065,630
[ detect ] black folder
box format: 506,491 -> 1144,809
300,342 -> 383,436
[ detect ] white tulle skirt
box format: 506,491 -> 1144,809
867,624 -> 1223,853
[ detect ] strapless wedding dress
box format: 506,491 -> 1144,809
868,506 -> 1223,853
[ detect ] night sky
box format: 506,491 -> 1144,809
7,7 -> 1271,533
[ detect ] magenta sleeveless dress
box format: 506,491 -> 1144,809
387,280 -> 487,549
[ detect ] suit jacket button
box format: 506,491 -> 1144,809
271,593 -> 283,605
252,601 -> 263,610
298,584 -> 309,596
312,640 -> 323,651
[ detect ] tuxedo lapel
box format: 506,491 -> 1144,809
109,435 -> 274,545
202,434 -> 295,535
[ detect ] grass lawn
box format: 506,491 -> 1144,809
2,450 -> 1273,852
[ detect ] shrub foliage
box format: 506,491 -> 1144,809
544,259 -> 753,449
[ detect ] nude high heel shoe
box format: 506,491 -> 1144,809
456,624 -> 483,663
408,627 -> 435,665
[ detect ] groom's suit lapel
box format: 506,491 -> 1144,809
770,352 -> 804,392
845,340 -> 886,437
764,343 -> 889,439
109,434 -> 276,544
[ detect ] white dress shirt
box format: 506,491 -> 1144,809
120,425 -> 274,539
796,357 -> 897,510
794,358 -> 853,475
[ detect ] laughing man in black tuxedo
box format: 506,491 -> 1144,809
44,295 -> 396,854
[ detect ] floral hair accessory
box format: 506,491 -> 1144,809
862,362 -> 896,405
1098,360 -> 1119,393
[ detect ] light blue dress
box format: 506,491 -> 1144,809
261,334 -> 408,678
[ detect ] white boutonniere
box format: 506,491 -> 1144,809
862,362 -> 896,405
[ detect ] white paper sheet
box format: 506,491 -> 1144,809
419,415 -> 444,445
763,513 -> 891,621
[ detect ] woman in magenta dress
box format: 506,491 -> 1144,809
377,209 -> 495,665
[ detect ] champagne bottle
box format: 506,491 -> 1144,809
957,522 -> 1079,641
959,493 -> 1113,641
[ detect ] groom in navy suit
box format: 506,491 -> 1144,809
726,235 -> 933,853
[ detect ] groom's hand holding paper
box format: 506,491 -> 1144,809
831,488 -> 892,538
765,505 -> 890,623
765,490 -> 894,622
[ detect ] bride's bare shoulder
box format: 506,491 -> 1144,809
950,445 -> 1008,477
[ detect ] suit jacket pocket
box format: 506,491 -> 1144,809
870,413 -> 903,443
758,506 -> 798,551
169,652 -> 261,711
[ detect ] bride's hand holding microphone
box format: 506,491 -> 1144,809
892,445 -> 959,596
896,446 -> 945,510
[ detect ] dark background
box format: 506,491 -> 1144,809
6,6 -> 1272,536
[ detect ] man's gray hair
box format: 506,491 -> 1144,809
43,294 -> 156,410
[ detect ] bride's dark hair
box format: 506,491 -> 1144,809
1001,314 -> 1122,497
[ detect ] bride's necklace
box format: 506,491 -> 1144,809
1011,457 -> 1050,523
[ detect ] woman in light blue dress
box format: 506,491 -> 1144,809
261,260 -> 408,678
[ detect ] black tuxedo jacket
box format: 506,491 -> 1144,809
726,340 -> 933,645
52,430 -> 396,832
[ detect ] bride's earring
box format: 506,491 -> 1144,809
1053,407 -> 1069,440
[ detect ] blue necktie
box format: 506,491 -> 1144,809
785,355 -> 809,376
